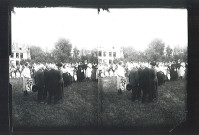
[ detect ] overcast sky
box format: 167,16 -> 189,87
12,8 -> 187,52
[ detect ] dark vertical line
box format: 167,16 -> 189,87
187,4 -> 199,125
0,1 -> 9,132
8,7 -> 11,56
97,78 -> 102,127
8,6 -> 13,134
9,83 -> 12,134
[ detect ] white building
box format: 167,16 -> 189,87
9,43 -> 31,66
97,45 -> 124,65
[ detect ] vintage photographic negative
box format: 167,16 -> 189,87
10,8 -> 187,129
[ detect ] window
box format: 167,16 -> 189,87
11,53 -> 14,58
16,53 -> 19,58
113,52 -> 116,57
19,48 -> 22,50
20,53 -> 23,58
98,59 -> 102,63
103,52 -> 106,57
16,61 -> 19,65
109,59 -> 112,64
99,51 -> 102,57
109,52 -> 112,57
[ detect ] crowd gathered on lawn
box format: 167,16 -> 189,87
9,60 -> 187,104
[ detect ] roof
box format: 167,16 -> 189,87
12,43 -> 30,52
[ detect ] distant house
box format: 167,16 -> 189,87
97,46 -> 124,65
9,43 -> 31,66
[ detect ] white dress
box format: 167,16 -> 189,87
116,65 -> 126,91
22,67 -> 32,92
86,64 -> 92,79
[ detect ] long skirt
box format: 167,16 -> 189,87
91,69 -> 97,80
117,76 -> 126,91
86,68 -> 92,79
23,78 -> 33,92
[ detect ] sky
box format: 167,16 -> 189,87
12,8 -> 187,52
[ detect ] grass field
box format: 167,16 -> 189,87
10,78 -> 99,128
99,77 -> 187,130
10,78 -> 186,131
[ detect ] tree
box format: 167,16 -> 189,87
53,38 -> 72,63
138,52 -> 147,62
113,58 -> 124,64
30,46 -> 44,60
123,46 -> 140,62
44,52 -> 56,63
80,48 -> 98,63
90,49 -> 98,63
72,46 -> 80,63
29,46 -> 46,63
145,39 -> 165,62
20,59 -> 31,65
182,47 -> 187,63
173,46 -> 187,64
165,45 -> 173,62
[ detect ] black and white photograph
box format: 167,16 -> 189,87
9,7 -> 187,130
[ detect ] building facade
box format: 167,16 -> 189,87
97,46 -> 124,65
9,43 -> 31,66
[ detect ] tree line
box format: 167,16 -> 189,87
123,38 -> 187,64
20,38 -> 187,65
20,38 -> 98,65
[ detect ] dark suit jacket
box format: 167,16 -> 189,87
35,69 -> 45,88
45,69 -> 62,94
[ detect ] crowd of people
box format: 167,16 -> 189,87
97,61 -> 187,80
97,61 -> 187,103
10,61 -> 98,104
9,60 -> 187,104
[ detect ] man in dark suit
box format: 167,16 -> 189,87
34,67 -> 45,103
128,68 -> 141,101
77,64 -> 84,82
45,66 -> 62,104
43,65 -> 50,102
56,62 -> 64,101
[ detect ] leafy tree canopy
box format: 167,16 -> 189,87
53,38 -> 72,63
145,38 -> 165,62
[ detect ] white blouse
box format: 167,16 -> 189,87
22,67 -> 31,78
116,65 -> 125,77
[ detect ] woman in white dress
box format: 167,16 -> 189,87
177,65 -> 185,79
22,63 -> 32,96
116,62 -> 126,94
86,63 -> 92,80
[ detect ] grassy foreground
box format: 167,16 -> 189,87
99,77 -> 187,130
10,78 -> 98,128
11,78 -> 186,130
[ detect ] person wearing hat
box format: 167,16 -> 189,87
56,62 -> 63,68
77,62 -> 85,82
91,62 -> 97,81
150,61 -> 156,68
